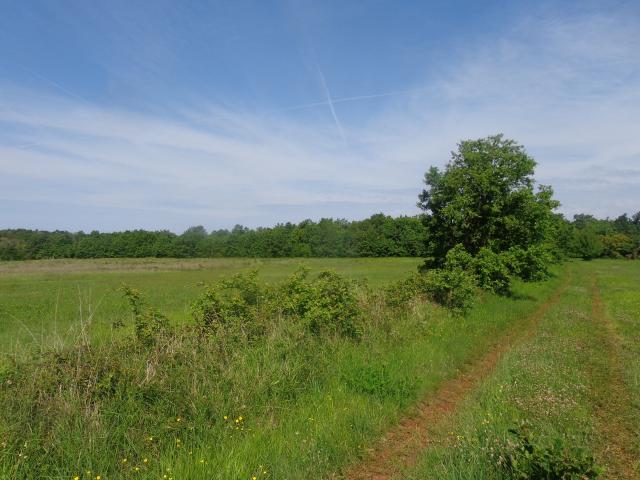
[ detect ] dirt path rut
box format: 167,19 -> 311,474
340,273 -> 570,480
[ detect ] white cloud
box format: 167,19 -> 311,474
1,10 -> 639,231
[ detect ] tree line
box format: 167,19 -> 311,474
0,214 -> 427,260
1,211 -> 638,262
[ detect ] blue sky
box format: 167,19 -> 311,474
1,0 -> 639,232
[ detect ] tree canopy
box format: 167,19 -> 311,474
418,134 -> 560,265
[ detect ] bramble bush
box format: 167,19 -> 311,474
384,272 -> 428,308
302,271 -> 362,339
190,271 -> 266,341
422,265 -> 477,314
272,266 -> 314,317
121,285 -> 168,345
191,268 -> 362,340
397,245 -> 478,313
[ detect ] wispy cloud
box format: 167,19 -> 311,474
1,9 -> 639,231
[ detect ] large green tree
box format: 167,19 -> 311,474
418,135 -> 559,265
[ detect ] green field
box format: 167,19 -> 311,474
0,258 -> 638,479
402,260 -> 640,479
0,257 -> 420,355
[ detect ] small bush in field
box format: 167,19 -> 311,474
303,271 -> 362,339
218,270 -> 261,305
384,273 -> 428,308
472,247 -> 512,295
121,285 -> 168,345
274,266 -> 314,316
423,266 -> 476,314
497,425 -> 602,479
418,245 -> 477,313
190,271 -> 264,339
508,245 -> 553,281
191,268 -> 361,340
398,245 -> 478,313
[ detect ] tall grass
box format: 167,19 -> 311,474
0,264 -> 561,479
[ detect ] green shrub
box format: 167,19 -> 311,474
472,247 -> 512,295
218,270 -> 261,305
190,271 -> 265,340
508,245 -> 553,281
303,271 -> 362,339
497,425 -> 602,479
191,268 -> 362,340
121,285 -> 168,345
384,273 -> 429,308
600,233 -> 635,258
273,266 -> 314,317
572,230 -> 603,260
423,267 -> 477,314
413,246 -> 479,314
442,243 -> 475,270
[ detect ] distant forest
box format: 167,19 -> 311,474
1,212 -> 639,261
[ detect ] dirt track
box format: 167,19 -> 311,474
340,273 -> 570,480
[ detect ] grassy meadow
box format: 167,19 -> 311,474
0,257 -> 419,355
0,258 -> 637,480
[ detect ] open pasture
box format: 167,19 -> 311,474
0,257 -> 420,355
0,259 -> 638,479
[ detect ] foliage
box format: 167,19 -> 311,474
507,245 -> 553,281
472,247 -> 512,295
190,271 -> 264,340
600,233 -> 634,258
191,268 -> 362,340
422,268 -> 476,314
2,206 -> 639,263
0,214 -> 427,261
272,266 -> 314,316
498,425 -> 602,479
415,245 -> 478,312
418,134 -> 560,266
573,230 -> 604,260
121,285 -> 168,345
302,271 -> 362,339
560,212 -> 640,260
384,273 -> 426,308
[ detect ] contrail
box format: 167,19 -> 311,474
277,86 -> 430,112
18,64 -> 90,104
316,64 -> 346,142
